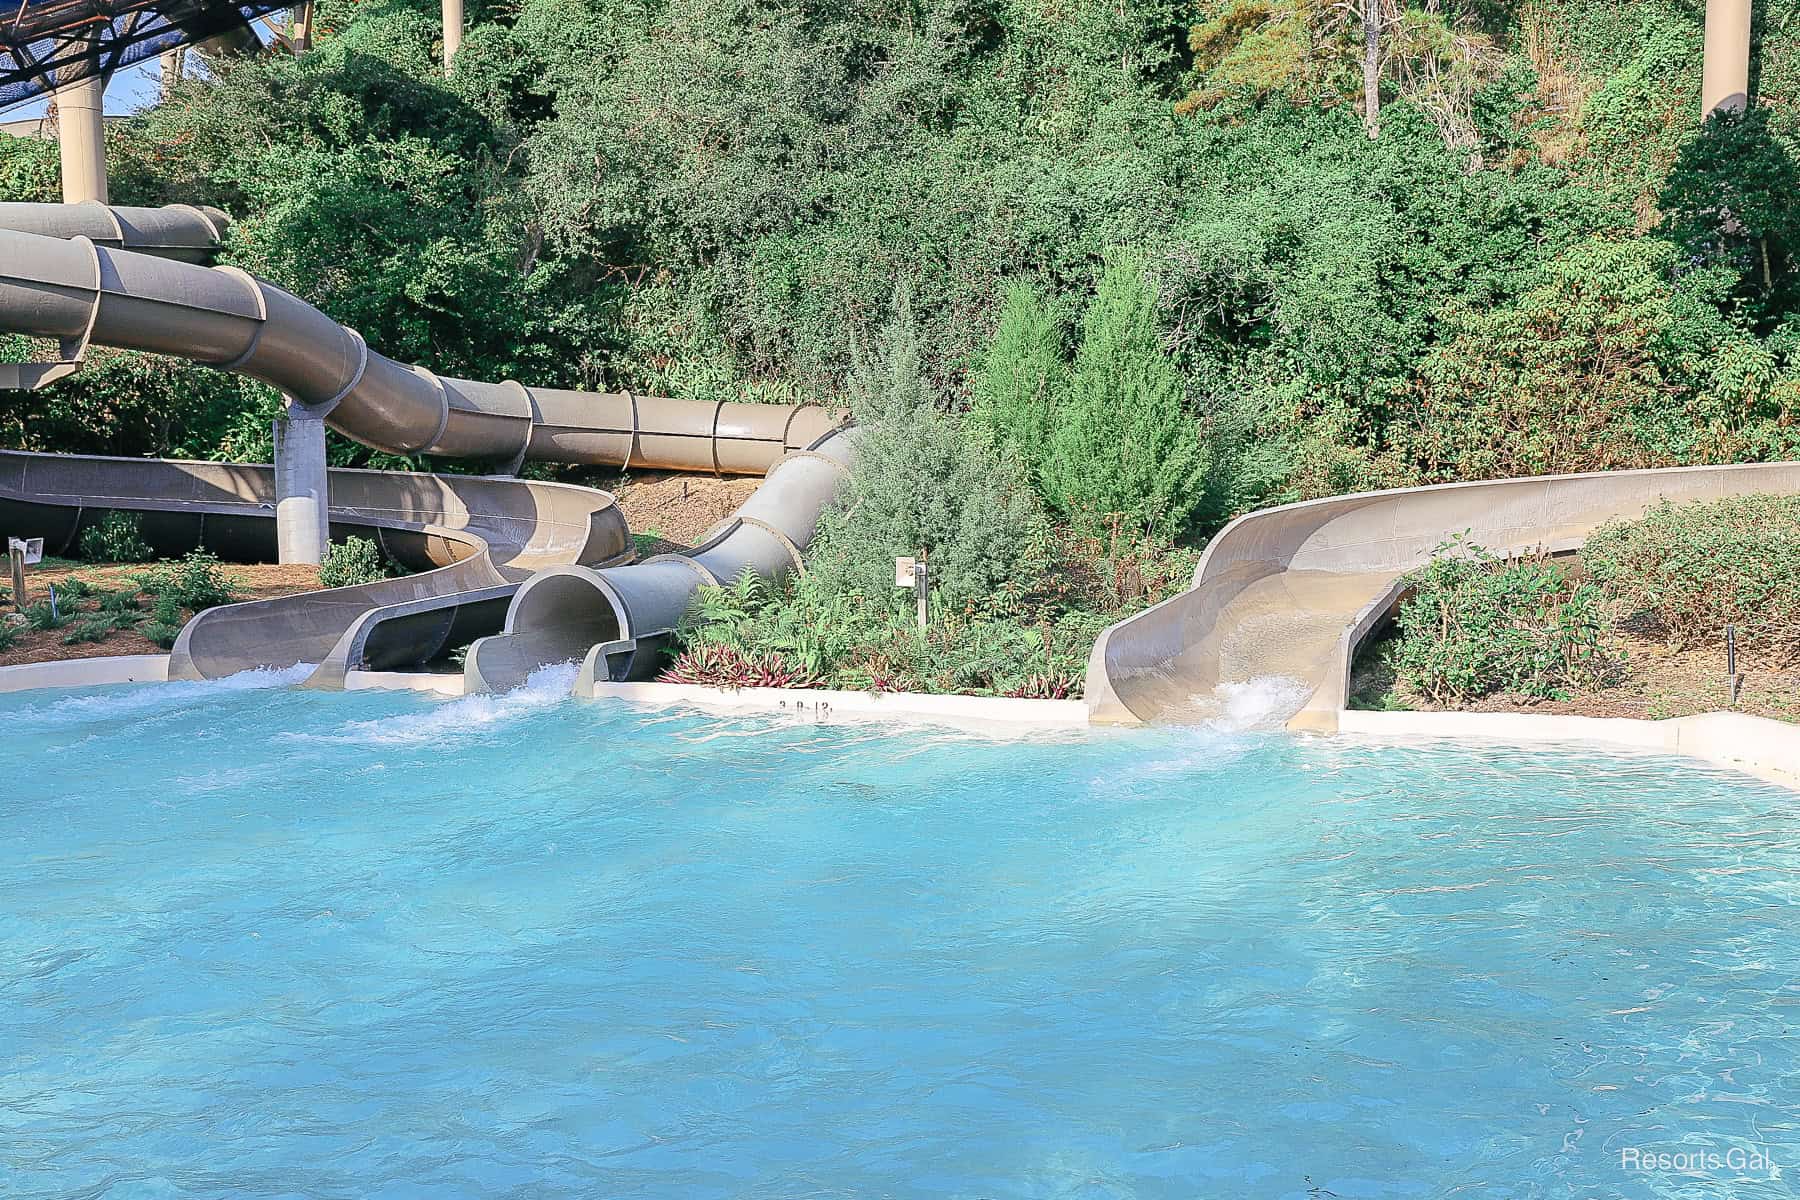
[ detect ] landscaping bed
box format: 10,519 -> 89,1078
1350,493 -> 1800,725
1,557 -> 321,669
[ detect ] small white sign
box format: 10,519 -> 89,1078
894,557 -> 916,588
8,537 -> 42,565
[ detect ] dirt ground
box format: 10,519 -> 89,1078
1352,628 -> 1800,724
604,470 -> 762,556
1,559 -> 321,668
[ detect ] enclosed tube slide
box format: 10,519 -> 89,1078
0,225 -> 843,472
0,210 -> 857,687
461,427 -> 856,694
0,202 -> 232,263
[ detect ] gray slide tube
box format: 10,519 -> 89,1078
463,428 -> 858,694
0,202 -> 231,263
0,225 -> 844,473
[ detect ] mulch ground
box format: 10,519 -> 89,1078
606,470 -> 762,556
1,559 -> 321,668
1354,629 -> 1800,724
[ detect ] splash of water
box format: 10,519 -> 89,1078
22,662 -> 317,725
1202,675 -> 1313,732
292,661 -> 579,747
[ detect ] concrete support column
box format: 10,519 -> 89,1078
275,404 -> 330,565
1702,0 -> 1752,116
442,0 -> 463,70
55,70 -> 107,205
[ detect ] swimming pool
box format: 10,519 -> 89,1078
3,670 -> 1796,1197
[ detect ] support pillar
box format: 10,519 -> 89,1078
55,69 -> 107,204
1702,0 -> 1752,116
275,405 -> 330,565
442,0 -> 463,70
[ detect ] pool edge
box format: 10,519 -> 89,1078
1336,709 -> 1800,791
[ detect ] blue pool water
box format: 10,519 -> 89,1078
3,671 -> 1798,1198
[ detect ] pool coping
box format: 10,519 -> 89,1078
1337,709 -> 1800,791
578,680 -> 1090,730
0,653 -> 170,692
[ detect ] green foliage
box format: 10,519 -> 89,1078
134,551 -> 242,613
78,512 -> 154,563
1041,252 -> 1208,537
98,588 -> 142,615
1380,236 -> 1789,482
1584,493 -> 1800,660
969,283 -> 1064,486
1392,538 -> 1615,703
318,536 -> 394,588
807,293 -> 1048,615
0,621 -> 19,652
141,591 -> 188,649
23,600 -> 71,632
62,615 -> 128,646
665,569 -> 1100,696
1659,109 -> 1800,321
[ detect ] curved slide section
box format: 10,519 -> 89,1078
0,225 -> 843,472
0,449 -> 632,680
1086,461 -> 1800,732
0,202 -> 231,263
463,427 -> 858,694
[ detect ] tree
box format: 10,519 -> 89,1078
808,288 -> 1047,613
1042,252 -> 1209,539
968,283 -> 1065,487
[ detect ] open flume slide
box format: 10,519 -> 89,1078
0,208 -> 855,687
1085,461 -> 1800,732
0,448 -> 634,678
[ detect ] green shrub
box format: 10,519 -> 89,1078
318,536 -> 393,589
807,291 -> 1048,615
969,283 -> 1064,488
77,512 -> 153,563
98,588 -> 141,615
1392,538 -> 1615,704
62,615 -> 126,645
1041,252 -> 1209,539
134,550 -> 241,613
1584,494 -> 1800,660
54,576 -> 94,601
141,620 -> 184,650
0,620 -> 20,651
23,599 -> 71,631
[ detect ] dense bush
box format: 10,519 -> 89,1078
968,284 -> 1064,486
78,512 -> 154,563
806,295 -> 1047,615
1042,252 -> 1208,537
1392,539 -> 1615,703
318,536 -> 393,588
134,551 -> 242,613
1584,493 -> 1800,660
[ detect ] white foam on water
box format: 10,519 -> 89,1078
23,662 -> 317,724
291,661 -> 579,747
1201,675 -> 1314,733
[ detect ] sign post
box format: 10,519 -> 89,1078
8,536 -> 43,610
895,555 -> 929,629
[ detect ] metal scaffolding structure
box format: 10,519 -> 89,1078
0,0 -> 279,111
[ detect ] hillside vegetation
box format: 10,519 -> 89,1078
3,0 -> 1799,690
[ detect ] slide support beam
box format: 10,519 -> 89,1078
56,71 -> 107,204
1703,0 -> 1752,116
442,0 -> 463,69
275,405 -> 330,565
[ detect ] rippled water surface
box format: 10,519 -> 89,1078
4,671 -> 1798,1198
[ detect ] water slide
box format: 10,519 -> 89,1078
1085,462 -> 1800,732
0,205 -> 855,687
